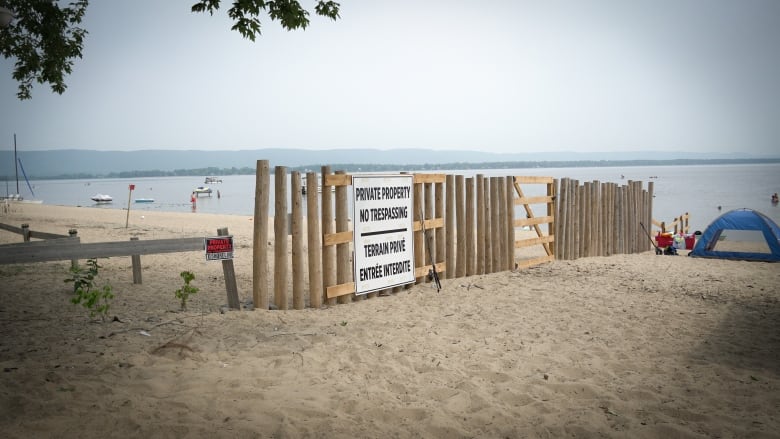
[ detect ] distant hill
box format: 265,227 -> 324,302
0,148 -> 774,179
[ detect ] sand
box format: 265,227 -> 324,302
1,204 -> 779,438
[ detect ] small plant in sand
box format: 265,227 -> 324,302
65,258 -> 114,321
175,271 -> 199,311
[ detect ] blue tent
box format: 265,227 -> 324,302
689,208 -> 780,262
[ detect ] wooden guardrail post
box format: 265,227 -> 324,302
291,171 -> 304,310
465,177 -> 475,276
21,223 -> 30,242
334,170 -> 351,304
306,172 -> 323,309
130,236 -> 142,284
455,175 -> 466,278
435,178 -> 445,280
483,177 -> 492,272
274,166 -> 288,310
69,229 -> 79,270
321,166 -> 336,306
219,227 -> 241,310
504,176 -> 514,270
445,174 -> 455,279
253,159 -> 270,311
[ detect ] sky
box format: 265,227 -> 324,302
1,0 -> 779,156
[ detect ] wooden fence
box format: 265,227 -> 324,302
551,178 -> 654,259
249,161 -> 651,310
2,163 -> 656,312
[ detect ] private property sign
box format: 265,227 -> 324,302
353,175 -> 415,295
204,236 -> 234,261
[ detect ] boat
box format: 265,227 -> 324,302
91,194 -> 113,203
2,134 -> 43,204
204,176 -> 222,184
134,198 -> 154,203
193,186 -> 212,196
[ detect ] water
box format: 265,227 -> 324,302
14,164 -> 780,231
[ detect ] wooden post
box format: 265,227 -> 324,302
496,178 -> 506,270
321,166 -> 336,306
475,175 -> 485,274
291,171 -> 304,310
505,176 -> 514,270
424,181 -> 434,286
483,178 -> 492,272
465,177 -> 475,276
435,179 -> 445,281
306,172 -> 323,309
445,174 -> 455,279
253,160 -> 270,311
549,179 -> 557,259
335,170 -> 351,304
274,166 -> 288,310
125,185 -> 133,228
130,236 -> 142,284
21,223 -> 30,242
68,228 -> 79,270
455,175 -> 466,278
414,179 -> 424,284
219,227 -> 241,310
490,177 -> 500,271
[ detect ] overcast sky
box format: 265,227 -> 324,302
1,0 -> 778,156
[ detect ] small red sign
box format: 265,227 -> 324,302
205,236 -> 234,261
129,184 -> 136,190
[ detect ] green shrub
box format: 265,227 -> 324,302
65,258 -> 114,321
175,271 -> 199,310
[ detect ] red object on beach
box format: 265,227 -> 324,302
129,184 -> 135,190
655,234 -> 673,247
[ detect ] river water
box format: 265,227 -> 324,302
10,163 -> 780,231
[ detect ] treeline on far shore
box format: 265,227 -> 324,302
6,158 -> 780,181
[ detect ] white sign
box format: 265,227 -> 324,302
353,175 -> 415,295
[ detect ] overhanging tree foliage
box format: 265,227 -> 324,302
0,1 -> 340,100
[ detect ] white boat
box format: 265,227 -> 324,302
193,186 -> 212,196
91,193 -> 113,203
4,134 -> 43,204
134,198 -> 154,203
204,176 -> 222,184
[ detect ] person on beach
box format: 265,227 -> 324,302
772,193 -> 778,204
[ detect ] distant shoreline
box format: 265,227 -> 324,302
9,158 -> 780,181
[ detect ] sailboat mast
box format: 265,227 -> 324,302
13,133 -> 19,195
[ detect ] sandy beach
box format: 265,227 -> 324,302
1,203 -> 779,438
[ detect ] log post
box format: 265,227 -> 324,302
455,175 -> 466,278
306,172 -> 323,309
69,228 -> 79,270
274,166 -> 288,310
321,166 -> 336,306
476,175 -> 485,274
291,171 -> 304,310
505,176 -> 514,270
219,227 -> 241,310
130,236 -> 142,284
335,170 -> 352,304
435,179 -> 445,281
253,160 -> 270,311
21,223 -> 30,242
445,174 -> 455,279
465,177 -> 475,276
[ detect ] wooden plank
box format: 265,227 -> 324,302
414,262 -> 448,279
29,231 -> 69,240
326,282 -> 355,299
515,215 -> 554,227
515,254 -> 555,269
412,217 -> 444,232
323,230 -> 353,247
515,195 -> 553,205
515,235 -> 555,248
514,176 -> 554,184
1,236 -> 80,249
0,222 -> 23,235
413,174 -> 446,184
324,173 -> 352,187
0,237 -> 204,265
